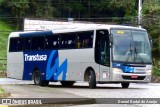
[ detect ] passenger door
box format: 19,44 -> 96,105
95,30 -> 110,81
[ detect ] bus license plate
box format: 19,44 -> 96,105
131,75 -> 138,79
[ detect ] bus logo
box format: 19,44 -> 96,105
24,54 -> 47,61
46,50 -> 68,81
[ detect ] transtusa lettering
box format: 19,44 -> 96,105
24,54 -> 47,61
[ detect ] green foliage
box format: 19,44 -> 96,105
0,21 -> 14,71
0,0 -> 139,19
153,67 -> 160,77
30,0 -> 55,18
3,0 -> 29,17
1,0 -> 29,29
152,58 -> 160,76
0,87 -> 4,94
142,0 -> 160,61
142,0 -> 160,75
0,21 -> 13,53
109,0 -> 137,16
143,0 -> 160,15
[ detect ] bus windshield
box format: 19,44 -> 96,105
111,29 -> 152,64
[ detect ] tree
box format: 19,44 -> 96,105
30,0 -> 55,18
142,0 -> 160,75
2,0 -> 29,29
142,0 -> 160,66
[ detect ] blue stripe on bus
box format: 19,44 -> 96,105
113,63 -> 134,73
19,31 -> 53,37
22,50 -> 68,81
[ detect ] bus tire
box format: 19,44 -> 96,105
33,70 -> 49,86
88,70 -> 96,89
60,81 -> 75,87
121,82 -> 130,88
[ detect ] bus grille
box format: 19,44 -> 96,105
122,76 -> 146,80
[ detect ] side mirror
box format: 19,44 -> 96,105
149,37 -> 152,47
109,34 -> 113,46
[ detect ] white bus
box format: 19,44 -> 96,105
7,23 -> 152,88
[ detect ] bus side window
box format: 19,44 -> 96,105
31,36 -> 44,51
67,33 -> 76,49
60,35 -> 66,49
77,37 -> 81,48
76,34 -> 82,48
45,36 -> 52,50
52,35 -> 59,49
60,33 -> 76,49
38,36 -> 44,50
9,37 -> 18,52
9,37 -> 23,52
23,37 -> 31,51
17,38 -> 23,51
77,31 -> 93,48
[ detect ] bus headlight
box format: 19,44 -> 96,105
113,68 -> 123,72
146,69 -> 152,74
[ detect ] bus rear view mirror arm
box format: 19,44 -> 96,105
109,34 -> 113,46
149,37 -> 152,47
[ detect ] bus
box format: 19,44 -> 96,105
7,23 -> 152,88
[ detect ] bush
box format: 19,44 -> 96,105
0,20 -> 14,71
152,67 -> 160,77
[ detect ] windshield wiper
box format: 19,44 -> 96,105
134,47 -> 144,63
126,44 -> 133,62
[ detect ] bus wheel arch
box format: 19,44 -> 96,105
32,68 -> 49,86
84,67 -> 96,88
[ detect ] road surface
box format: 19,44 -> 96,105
0,78 -> 160,107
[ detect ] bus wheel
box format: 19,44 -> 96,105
121,82 -> 130,88
33,70 -> 49,86
88,70 -> 96,89
60,81 -> 75,87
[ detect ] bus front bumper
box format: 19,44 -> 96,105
111,71 -> 152,83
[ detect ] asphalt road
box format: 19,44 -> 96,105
0,78 -> 160,107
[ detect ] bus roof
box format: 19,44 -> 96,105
9,23 -> 146,38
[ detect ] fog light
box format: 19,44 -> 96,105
113,68 -> 122,72
146,69 -> 152,74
